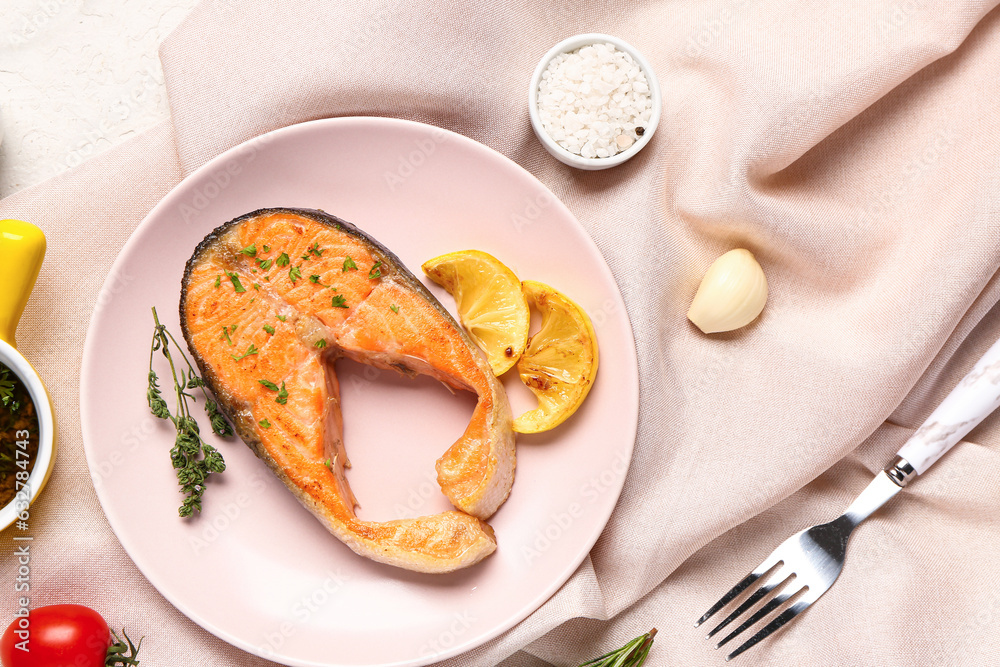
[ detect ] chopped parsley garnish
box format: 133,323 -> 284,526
368,261 -> 383,279
253,283 -> 261,291
256,258 -> 273,271
276,315 -> 287,322
342,257 -> 357,272
256,379 -> 288,404
331,295 -> 348,308
226,272 -> 246,293
302,243 -> 324,261
230,344 -> 259,361
221,325 -> 234,346
240,243 -> 257,257
323,458 -> 333,471
390,304 -> 399,314
214,275 -> 221,288
309,274 -> 321,284
263,324 -> 275,334
289,266 -> 302,283
262,245 -> 271,253
259,418 -> 271,429
276,252 -> 290,267
315,339 -> 327,348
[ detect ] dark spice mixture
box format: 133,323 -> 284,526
0,362 -> 39,507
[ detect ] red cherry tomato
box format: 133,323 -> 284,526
0,604 -> 111,667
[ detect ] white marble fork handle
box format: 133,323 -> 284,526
896,336 -> 1000,475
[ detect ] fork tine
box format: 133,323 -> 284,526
723,598 -> 811,661
714,581 -> 803,649
695,555 -> 782,628
706,564 -> 787,639
694,572 -> 757,628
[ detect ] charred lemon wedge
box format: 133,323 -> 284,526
513,280 -> 599,433
422,250 -> 530,376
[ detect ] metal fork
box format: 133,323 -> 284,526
696,335 -> 1000,661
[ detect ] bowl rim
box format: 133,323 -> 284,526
528,32 -> 662,170
0,339 -> 56,531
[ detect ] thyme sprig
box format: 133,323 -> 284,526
147,307 -> 232,517
579,629 -> 656,667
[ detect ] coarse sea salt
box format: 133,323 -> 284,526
536,42 -> 652,160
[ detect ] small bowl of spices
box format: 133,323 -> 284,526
0,220 -> 56,533
529,33 -> 661,170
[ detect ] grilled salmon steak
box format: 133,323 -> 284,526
180,208 -> 516,573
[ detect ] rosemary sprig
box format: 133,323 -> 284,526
105,628 -> 143,666
147,307 -> 232,517
579,629 -> 656,667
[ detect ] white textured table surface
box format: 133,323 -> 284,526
0,0 -> 198,198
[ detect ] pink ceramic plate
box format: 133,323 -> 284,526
80,117 -> 638,666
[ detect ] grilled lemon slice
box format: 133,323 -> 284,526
513,280 -> 599,433
422,250 -> 530,376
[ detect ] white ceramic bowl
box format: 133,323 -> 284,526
528,33 -> 662,170
0,340 -> 56,532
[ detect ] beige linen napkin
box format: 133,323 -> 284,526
4,0 -> 1000,665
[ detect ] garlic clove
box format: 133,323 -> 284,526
687,248 -> 768,334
